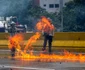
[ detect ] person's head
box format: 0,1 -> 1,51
47,18 -> 52,24
40,16 -> 46,19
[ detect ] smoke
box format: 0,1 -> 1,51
0,0 -> 30,16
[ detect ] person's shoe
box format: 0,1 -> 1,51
42,48 -> 46,52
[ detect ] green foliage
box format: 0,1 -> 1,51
74,0 -> 85,4
23,0 -> 60,31
0,0 -> 60,31
60,0 -> 85,32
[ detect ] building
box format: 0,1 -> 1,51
33,0 -> 72,13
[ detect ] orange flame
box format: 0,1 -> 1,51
36,16 -> 54,32
8,33 -> 23,50
24,32 -> 41,53
8,16 -> 85,63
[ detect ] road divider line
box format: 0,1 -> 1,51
0,65 -> 55,70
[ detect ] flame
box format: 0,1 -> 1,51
36,16 -> 54,32
24,32 -> 41,53
8,33 -> 23,50
36,21 -> 43,31
8,16 -> 85,63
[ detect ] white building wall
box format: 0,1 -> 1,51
39,0 -> 72,13
40,0 -> 60,13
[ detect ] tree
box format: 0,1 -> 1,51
21,0 -> 60,31
74,0 -> 85,4
61,0 -> 85,32
0,0 -> 60,31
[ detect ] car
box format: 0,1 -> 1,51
16,24 -> 26,33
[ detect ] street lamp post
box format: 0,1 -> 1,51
60,0 -> 63,32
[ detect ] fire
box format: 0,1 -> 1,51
24,32 -> 41,53
8,33 -> 23,50
36,16 -> 54,32
8,16 -> 85,63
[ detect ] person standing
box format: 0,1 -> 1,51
42,18 -> 55,54
9,22 -> 16,36
9,22 -> 16,58
11,45 -> 16,58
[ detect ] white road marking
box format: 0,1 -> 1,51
0,65 -> 55,70
0,50 -> 10,52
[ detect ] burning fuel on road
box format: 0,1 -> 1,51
8,16 -> 85,63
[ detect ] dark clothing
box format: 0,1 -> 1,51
42,34 -> 53,53
9,23 -> 16,36
11,47 -> 16,57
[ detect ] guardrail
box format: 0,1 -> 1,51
0,32 -> 85,40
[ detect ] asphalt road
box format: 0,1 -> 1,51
0,58 -> 85,70
0,50 -> 85,70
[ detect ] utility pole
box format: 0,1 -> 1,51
60,0 -> 63,32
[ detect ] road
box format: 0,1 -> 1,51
0,50 -> 85,70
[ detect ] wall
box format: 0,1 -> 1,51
1,32 -> 85,40
39,0 -> 72,13
53,32 -> 85,40
40,0 -> 60,13
1,32 -> 85,47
